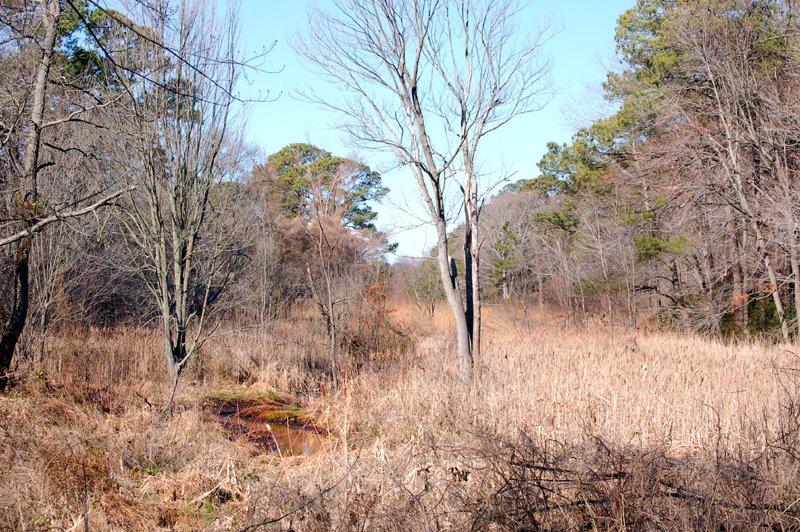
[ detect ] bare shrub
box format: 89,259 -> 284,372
340,280 -> 415,372
42,443 -> 113,511
467,433 -> 800,530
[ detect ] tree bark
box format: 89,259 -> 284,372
727,208 -> 747,335
0,241 -> 30,386
464,197 -> 480,364
435,218 -> 472,384
791,246 -> 800,342
466,176 -> 481,364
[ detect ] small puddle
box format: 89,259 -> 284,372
207,393 -> 324,456
218,413 -> 322,456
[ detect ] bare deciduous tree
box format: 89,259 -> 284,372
0,0 -> 136,384
298,0 -> 550,382
110,0 -> 249,406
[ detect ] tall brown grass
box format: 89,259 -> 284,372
2,303 -> 799,529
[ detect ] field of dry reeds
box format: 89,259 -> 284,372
2,304 -> 800,530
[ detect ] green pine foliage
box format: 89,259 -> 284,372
258,143 -> 387,230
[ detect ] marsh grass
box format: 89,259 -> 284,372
2,303 -> 799,529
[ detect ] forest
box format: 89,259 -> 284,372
3,0 -> 800,530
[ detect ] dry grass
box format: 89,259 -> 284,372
1,303 -> 800,529
340,304 -> 792,453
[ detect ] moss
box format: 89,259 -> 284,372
206,388 -> 267,402
140,463 -> 165,476
31,515 -> 50,527
205,387 -> 315,426
265,388 -> 294,405
253,407 -> 306,423
200,500 -> 219,524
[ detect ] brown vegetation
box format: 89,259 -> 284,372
1,304 -> 799,530
5,1 -> 800,530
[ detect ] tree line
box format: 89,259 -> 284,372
0,0 -> 390,399
3,0 -> 797,398
467,0 -> 800,341
1,0 -> 553,393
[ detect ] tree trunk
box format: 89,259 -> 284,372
0,1 -> 60,383
463,168 -> 481,368
751,220 -> 789,341
791,246 -> 800,342
469,181 -> 481,364
0,242 -> 30,386
463,202 -> 481,364
727,208 -> 747,335
325,266 -> 338,390
306,259 -> 338,389
162,308 -> 178,380
538,276 -> 544,314
435,218 -> 472,384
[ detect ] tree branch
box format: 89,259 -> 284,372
0,186 -> 134,247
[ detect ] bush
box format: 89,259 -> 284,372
341,281 -> 414,372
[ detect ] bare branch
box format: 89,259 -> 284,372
0,186 -> 134,247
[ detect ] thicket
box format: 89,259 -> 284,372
469,0 -> 800,342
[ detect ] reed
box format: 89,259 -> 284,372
2,304 -> 798,529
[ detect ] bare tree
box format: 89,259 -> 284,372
0,0 -> 137,384
258,144 -> 387,387
400,258 -> 444,317
109,0 -> 249,406
298,0 -> 550,382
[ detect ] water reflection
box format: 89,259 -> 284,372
216,407 -> 322,456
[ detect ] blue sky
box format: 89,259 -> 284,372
237,0 -> 634,258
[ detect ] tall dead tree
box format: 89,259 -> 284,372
0,0 -> 60,384
298,0 -> 550,382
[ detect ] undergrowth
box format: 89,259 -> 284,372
1,304 -> 799,530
